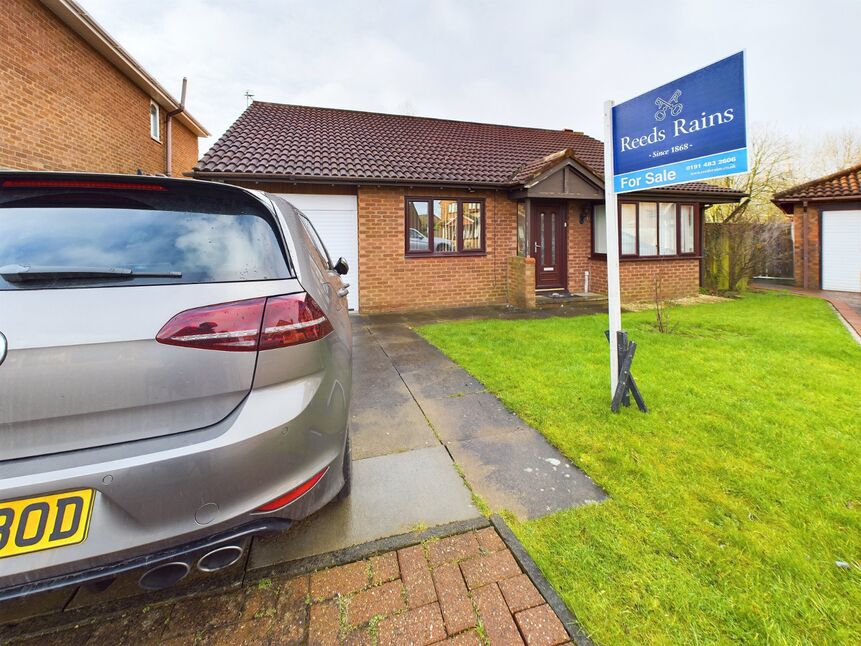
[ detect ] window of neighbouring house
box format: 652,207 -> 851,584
593,201 -> 697,258
516,202 -> 527,256
149,102 -> 160,141
405,197 -> 485,255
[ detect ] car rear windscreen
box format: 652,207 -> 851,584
0,183 -> 293,290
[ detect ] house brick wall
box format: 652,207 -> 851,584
357,186 -> 516,312
0,0 -> 198,175
585,259 -> 699,302
617,259 -> 700,301
792,204 -> 821,289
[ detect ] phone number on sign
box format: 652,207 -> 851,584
685,156 -> 737,172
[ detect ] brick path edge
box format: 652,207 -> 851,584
245,517 -> 490,583
490,514 -> 594,646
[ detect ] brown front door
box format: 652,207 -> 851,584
530,202 -> 566,289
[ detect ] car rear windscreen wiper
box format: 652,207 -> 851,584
0,264 -> 182,282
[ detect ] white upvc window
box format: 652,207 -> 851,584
149,102 -> 160,141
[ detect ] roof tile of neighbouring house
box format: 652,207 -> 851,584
773,163 -> 861,202
195,102 -> 741,196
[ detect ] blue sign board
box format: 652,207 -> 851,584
612,52 -> 747,193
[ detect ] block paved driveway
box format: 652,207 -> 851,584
3,526 -> 577,646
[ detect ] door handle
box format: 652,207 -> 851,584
533,241 -> 540,254
337,284 -> 350,298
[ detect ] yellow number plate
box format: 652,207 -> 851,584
0,489 -> 94,559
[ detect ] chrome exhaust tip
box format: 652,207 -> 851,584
197,545 -> 244,573
138,561 -> 190,591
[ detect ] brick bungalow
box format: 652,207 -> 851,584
0,0 -> 208,176
193,102 -> 744,312
773,163 -> 861,293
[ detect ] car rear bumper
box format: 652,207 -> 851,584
0,518 -> 292,602
0,349 -> 350,591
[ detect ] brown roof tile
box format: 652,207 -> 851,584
195,102 -> 741,196
774,163 -> 861,203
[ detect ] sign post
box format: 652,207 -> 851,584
603,100 -> 622,396
602,51 -> 748,409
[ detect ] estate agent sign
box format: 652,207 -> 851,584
601,51 -> 748,405
612,51 -> 748,193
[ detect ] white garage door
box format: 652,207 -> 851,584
822,210 -> 861,293
278,194 -> 360,310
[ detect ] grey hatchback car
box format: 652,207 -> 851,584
0,172 -> 352,599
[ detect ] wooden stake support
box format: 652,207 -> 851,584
605,330 -> 648,413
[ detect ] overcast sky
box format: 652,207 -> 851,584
82,0 -> 860,154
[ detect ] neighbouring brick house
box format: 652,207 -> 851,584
773,163 -> 861,293
193,102 -> 744,312
0,0 -> 208,176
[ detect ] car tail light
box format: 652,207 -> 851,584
259,293 -> 334,349
156,293 -> 332,352
254,467 -> 329,513
156,298 -> 266,352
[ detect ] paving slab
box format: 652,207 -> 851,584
447,430 -> 606,519
350,401 -> 437,459
398,364 -> 486,401
350,342 -> 437,459
380,342 -> 454,371
248,446 -> 478,570
419,392 -> 532,443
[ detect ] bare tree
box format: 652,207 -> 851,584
794,128 -> 861,179
706,125 -> 796,225
653,274 -> 675,333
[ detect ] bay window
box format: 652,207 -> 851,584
406,197 -> 485,255
592,201 -> 697,258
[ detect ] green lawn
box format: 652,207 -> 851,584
417,292 -> 861,645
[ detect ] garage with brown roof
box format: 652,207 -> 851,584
194,102 -> 744,313
774,163 -> 861,293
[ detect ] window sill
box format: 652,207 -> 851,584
405,251 -> 487,259
590,254 -> 702,262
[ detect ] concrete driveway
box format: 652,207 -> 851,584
251,312 -> 604,571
